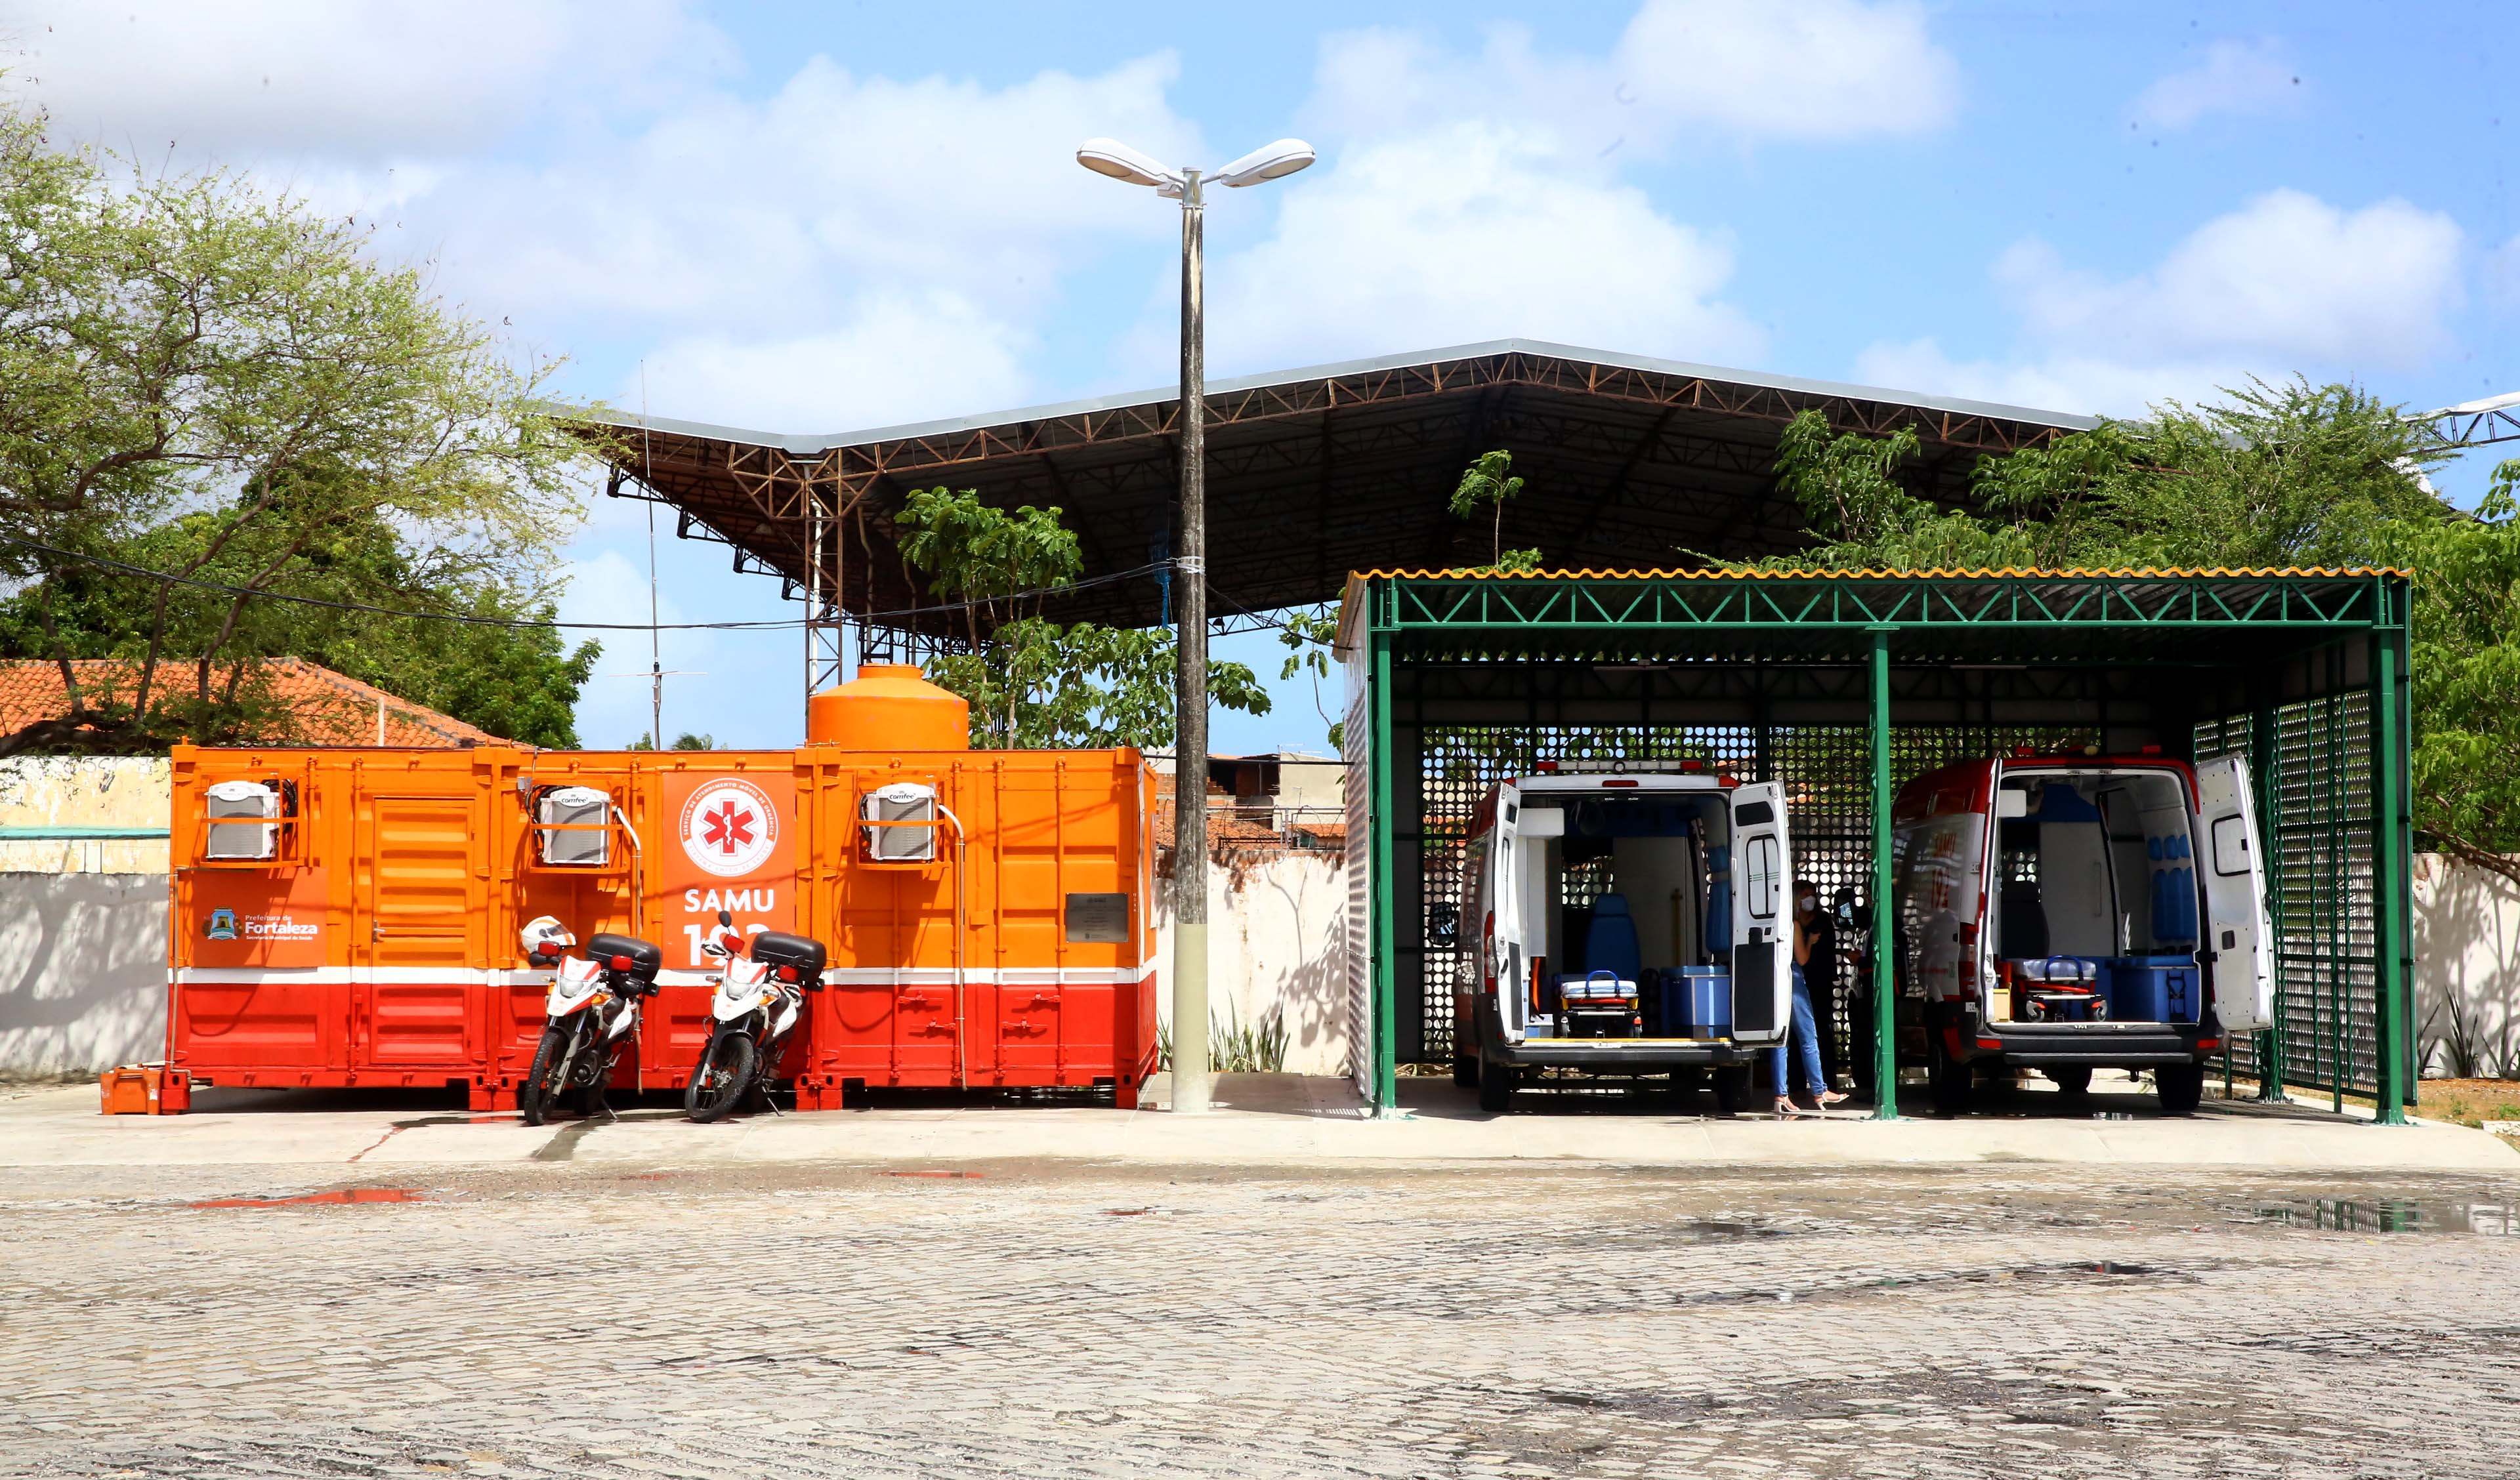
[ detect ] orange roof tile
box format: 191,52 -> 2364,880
0,659 -> 497,749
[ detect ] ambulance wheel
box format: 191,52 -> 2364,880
1452,1051 -> 1479,1089
2155,1062 -> 2206,1117
1477,1059 -> 1517,1113
2045,1065 -> 2093,1097
519,1027 -> 571,1127
1710,1065 -> 1753,1117
1927,1037 -> 1974,1117
685,1033 -> 758,1123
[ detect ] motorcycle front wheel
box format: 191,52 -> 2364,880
684,1031 -> 758,1123
519,1025 -> 575,1126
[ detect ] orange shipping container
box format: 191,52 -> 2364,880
165,670 -> 1161,1109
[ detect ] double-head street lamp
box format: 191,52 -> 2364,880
1078,134 -> 1313,1115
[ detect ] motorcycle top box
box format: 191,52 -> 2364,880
746,930 -> 828,979
583,934 -> 664,983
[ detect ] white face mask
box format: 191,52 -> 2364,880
1797,895 -> 1818,913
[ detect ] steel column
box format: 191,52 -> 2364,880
1870,627 -> 1899,1120
2370,627 -> 2410,1124
2250,697 -> 2285,1101
1369,627 -> 1400,1113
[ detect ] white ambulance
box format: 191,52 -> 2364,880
1889,748 -> 2272,1115
1454,764 -> 1794,1113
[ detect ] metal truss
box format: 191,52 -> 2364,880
1370,569 -> 2402,638
2412,391 -> 2520,450
557,344 -> 2099,646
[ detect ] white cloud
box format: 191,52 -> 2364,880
1188,123 -> 1763,375
635,291 -> 1033,434
1190,1 -> 1945,375
1996,190 -> 2463,368
434,52 -> 1202,329
1852,337 -> 2243,419
2130,39 -> 2300,132
1615,0 -> 1958,140
1855,190 -> 2468,416
1307,1 -> 1955,161
6,0 -> 729,157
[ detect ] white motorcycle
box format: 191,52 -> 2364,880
517,916 -> 663,1127
684,909 -> 827,1122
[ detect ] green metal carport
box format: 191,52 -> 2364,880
1334,566 -> 2414,1124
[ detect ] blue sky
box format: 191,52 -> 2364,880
11,1 -> 2516,753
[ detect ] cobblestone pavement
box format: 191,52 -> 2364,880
4,1157 -> 2516,1479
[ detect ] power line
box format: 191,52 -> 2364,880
0,533 -> 1187,634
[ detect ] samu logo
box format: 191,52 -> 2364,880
205,908 -> 240,941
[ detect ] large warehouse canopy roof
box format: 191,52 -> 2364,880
560,339 -> 2100,634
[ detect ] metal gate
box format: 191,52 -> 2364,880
2194,685 -> 2395,1103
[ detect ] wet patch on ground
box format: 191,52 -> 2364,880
189,1187 -> 427,1210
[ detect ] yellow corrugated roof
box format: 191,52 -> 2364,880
1349,565 -> 2405,580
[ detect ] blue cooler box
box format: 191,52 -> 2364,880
2103,956 -> 2202,1024
1651,966 -> 1732,1037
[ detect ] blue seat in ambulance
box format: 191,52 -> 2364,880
1584,894 -> 1644,984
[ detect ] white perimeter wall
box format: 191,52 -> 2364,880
1,758 -> 172,1071
0,873 -> 168,1072
2413,852 -> 2520,1079
1154,848 -> 1351,1077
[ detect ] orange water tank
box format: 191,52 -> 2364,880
806,664 -> 969,750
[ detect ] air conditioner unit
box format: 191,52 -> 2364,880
203,779 -> 280,861
537,786 -> 612,866
861,781 -> 938,862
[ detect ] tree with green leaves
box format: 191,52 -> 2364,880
1749,378 -> 2520,867
894,487 -> 1268,750
2380,458 -> 2520,882
1757,379 -> 2451,573
1275,604 -> 1345,750
1452,449 -> 1540,571
0,99 -> 595,750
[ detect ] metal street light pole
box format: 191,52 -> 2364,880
1077,135 -> 1312,1117
1172,166 -> 1213,1114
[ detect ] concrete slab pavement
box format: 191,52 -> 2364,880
4,1071 -> 2512,1171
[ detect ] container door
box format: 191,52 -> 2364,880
1729,783 -> 1792,1041
357,796 -> 480,1069
2194,756 -> 2273,1033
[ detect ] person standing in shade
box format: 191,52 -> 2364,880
1773,881 -> 1850,1117
1807,880 -> 1843,1090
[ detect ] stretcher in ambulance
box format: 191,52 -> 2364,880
1454,766 -> 1793,1113
1890,750 -> 2271,1115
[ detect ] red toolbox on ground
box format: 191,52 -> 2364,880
99,1065 -> 190,1115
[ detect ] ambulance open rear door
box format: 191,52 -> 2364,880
1729,782 -> 1792,1042
2195,756 -> 2273,1033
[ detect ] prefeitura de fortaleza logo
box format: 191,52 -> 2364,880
677,777 -> 780,878
205,908 -> 239,940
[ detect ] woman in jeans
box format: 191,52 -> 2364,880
1773,882 -> 1850,1117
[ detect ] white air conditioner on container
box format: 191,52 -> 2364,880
537,785 -> 612,865
203,779 -> 280,860
861,781 -> 938,862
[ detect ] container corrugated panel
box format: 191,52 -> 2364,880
791,751 -> 1159,1107
166,741 -> 1156,1110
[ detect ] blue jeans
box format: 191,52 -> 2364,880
1769,965 -> 1828,1099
